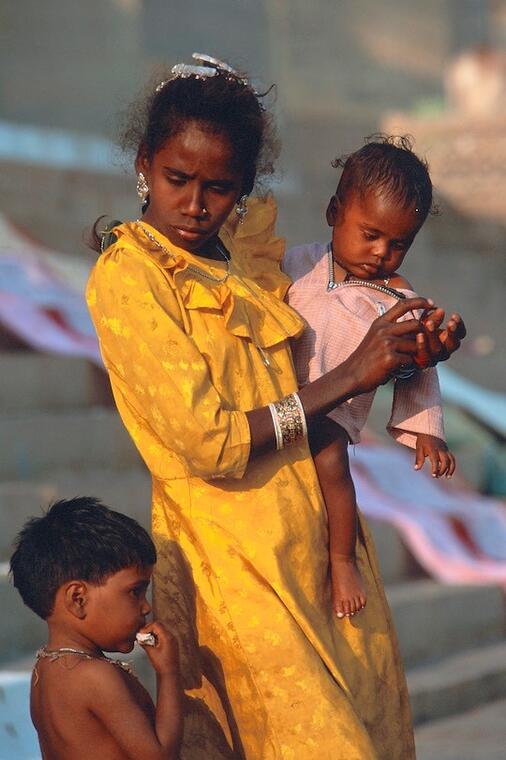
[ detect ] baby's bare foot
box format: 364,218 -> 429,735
331,555 -> 367,620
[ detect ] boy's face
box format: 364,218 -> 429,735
327,190 -> 422,280
84,565 -> 153,653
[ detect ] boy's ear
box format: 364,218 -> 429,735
63,581 -> 88,620
326,194 -> 341,227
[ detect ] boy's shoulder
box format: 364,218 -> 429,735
32,656 -> 155,758
31,654 -> 155,722
283,241 -> 328,281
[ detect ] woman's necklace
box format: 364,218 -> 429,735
326,242 -> 404,299
137,221 -> 231,284
34,646 -> 134,684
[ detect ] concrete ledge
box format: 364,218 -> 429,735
0,572 -> 45,664
387,580 -> 505,667
409,641 -> 506,725
415,697 -> 506,760
0,468 -> 151,560
1,408 -> 141,479
369,519 -> 418,584
0,353 -> 112,411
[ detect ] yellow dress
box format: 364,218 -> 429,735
86,200 -> 415,760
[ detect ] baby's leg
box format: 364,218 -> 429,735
310,418 -> 366,619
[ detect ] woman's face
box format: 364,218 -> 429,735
138,122 -> 243,254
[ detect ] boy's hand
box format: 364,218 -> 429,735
414,434 -> 455,478
137,621 -> 180,676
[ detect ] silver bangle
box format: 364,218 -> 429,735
270,393 -> 307,450
292,392 -> 308,437
269,402 -> 284,450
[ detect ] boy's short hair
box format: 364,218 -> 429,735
10,497 -> 156,620
333,134 -> 435,221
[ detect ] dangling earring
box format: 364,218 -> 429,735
136,172 -> 149,202
235,194 -> 248,223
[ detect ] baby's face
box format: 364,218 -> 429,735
84,565 -> 153,654
327,190 -> 422,280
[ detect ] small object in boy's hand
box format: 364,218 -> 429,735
136,631 -> 157,647
419,306 -> 437,324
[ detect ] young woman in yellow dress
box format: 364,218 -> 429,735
87,55 -> 465,760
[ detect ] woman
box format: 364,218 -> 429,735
87,55 -> 464,760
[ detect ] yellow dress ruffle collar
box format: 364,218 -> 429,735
110,200 -> 304,350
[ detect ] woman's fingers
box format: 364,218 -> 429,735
382,297 -> 431,323
424,307 -> 445,329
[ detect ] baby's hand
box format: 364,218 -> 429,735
414,434 -> 455,478
136,621 -> 180,676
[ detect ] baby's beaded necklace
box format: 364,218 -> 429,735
326,242 -> 405,299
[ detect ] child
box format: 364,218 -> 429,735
283,135 -> 457,620
9,497 -> 183,760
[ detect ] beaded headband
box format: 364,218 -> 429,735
155,52 -> 250,93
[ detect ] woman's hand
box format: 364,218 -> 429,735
343,297 -> 432,395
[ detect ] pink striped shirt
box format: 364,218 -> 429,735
283,242 -> 445,448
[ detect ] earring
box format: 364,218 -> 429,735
136,172 -> 149,201
235,194 -> 248,223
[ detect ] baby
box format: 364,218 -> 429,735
283,136 -> 458,620
9,497 -> 182,759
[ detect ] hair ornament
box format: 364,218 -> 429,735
156,52 -> 251,94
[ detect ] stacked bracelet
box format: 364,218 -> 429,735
269,393 -> 307,451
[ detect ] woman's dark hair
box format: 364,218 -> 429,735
88,64 -> 279,251
124,68 -> 278,196
332,134 -> 437,221
10,497 -> 156,619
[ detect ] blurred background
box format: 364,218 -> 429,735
0,2 -> 505,759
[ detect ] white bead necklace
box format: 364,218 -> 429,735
34,646 -> 134,684
137,221 -> 231,284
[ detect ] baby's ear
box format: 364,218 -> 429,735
326,194 -> 341,227
63,581 -> 88,620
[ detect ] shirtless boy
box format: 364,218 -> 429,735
10,497 -> 182,759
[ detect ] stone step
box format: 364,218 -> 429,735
2,559 -> 503,669
0,469 -> 411,584
0,568 -> 46,664
0,468 -> 151,560
1,408 -> 141,479
409,640 -> 506,726
415,696 -> 506,760
0,352 -> 112,411
369,520 -> 422,585
386,580 -> 504,668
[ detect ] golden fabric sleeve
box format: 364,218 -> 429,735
87,245 -> 251,481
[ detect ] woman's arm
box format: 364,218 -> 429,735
247,297 -> 463,460
89,249 -> 463,475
